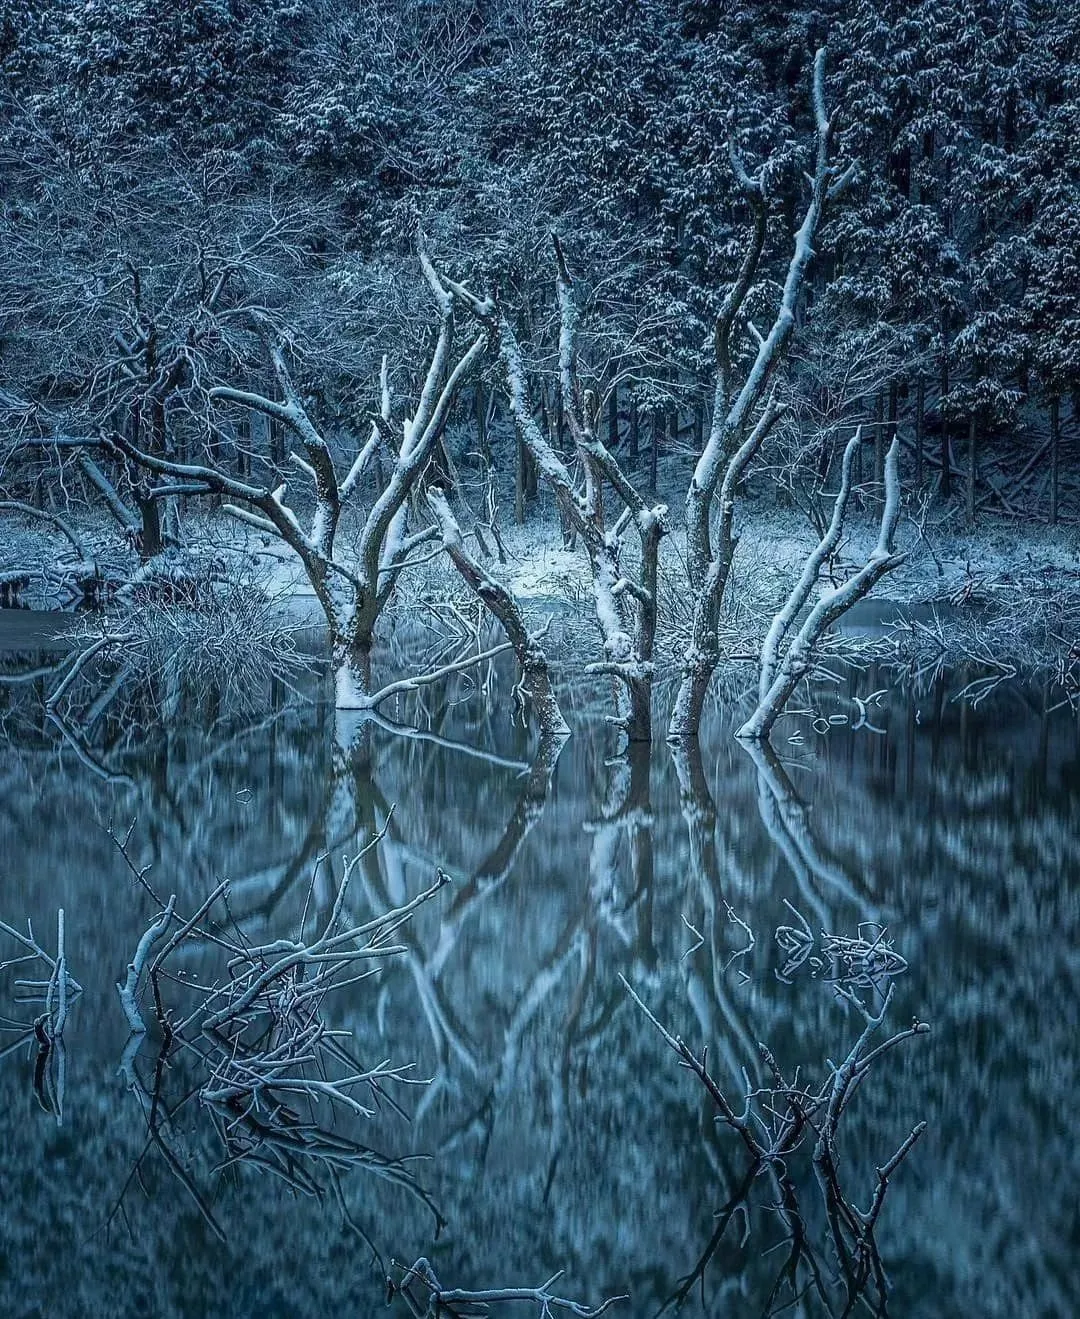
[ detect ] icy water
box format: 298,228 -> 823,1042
1,614 -> 1078,1318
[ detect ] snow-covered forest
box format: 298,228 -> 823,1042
2,0 -> 1079,738
2,7 -> 1080,1317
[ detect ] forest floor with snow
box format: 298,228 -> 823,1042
4,457 -> 1080,687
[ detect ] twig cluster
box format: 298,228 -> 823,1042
623,975 -> 929,1315
775,901 -> 909,990
104,816 -> 451,1253
0,907 -> 81,1123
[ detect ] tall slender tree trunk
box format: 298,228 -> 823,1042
628,394 -> 639,460
915,376 -> 925,486
1050,395 -> 1061,525
607,382 -> 619,450
940,311 -> 952,499
966,413 -> 978,528
134,399 -> 166,559
515,432 -> 525,525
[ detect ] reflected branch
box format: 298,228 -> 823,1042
625,976 -> 930,1317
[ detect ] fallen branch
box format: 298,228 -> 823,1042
348,637 -> 515,712
394,1257 -> 628,1318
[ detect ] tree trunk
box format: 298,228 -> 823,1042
914,376 -> 925,486
525,439 -> 538,499
1050,395 -> 1061,525
940,311 -> 951,499
650,409 -> 662,490
135,493 -> 163,560
515,432 -> 525,525
966,413 -> 977,528
332,634 -> 372,708
874,390 -> 885,490
619,678 -> 653,744
475,383 -> 490,461
628,394 -> 639,459
607,382 -> 619,450
269,415 -> 285,468
669,643 -> 717,742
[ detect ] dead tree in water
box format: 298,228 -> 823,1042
737,433 -> 905,741
446,242 -> 668,743
108,254 -> 486,706
0,907 -> 80,1125
670,48 -> 852,740
425,488 -> 570,737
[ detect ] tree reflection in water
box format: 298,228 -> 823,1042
0,634 -> 1078,1317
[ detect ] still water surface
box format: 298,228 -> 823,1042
1,618 -> 1077,1318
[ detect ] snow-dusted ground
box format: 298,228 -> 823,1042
3,469 -> 1078,672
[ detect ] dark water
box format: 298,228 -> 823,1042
1,616 -> 1078,1318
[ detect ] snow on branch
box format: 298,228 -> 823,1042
441,245 -> 667,741
426,488 -> 569,737
738,435 -> 905,741
393,1257 -> 627,1318
673,46 -> 851,739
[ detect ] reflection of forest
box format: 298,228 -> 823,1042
0,657 -> 1078,1317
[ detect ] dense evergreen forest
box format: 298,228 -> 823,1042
1,0 -> 1079,736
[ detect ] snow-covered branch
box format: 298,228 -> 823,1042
426,488 -> 569,737
672,46 -> 848,739
738,436 -> 905,740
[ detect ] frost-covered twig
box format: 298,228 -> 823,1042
394,1257 -> 627,1318
1,907 -> 83,1029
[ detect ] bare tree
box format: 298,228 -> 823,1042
0,907 -> 80,1125
447,241 -> 668,742
737,433 -> 905,740
624,975 -> 928,1316
670,48 -> 852,739
0,130 -> 329,558
108,255 -> 486,704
